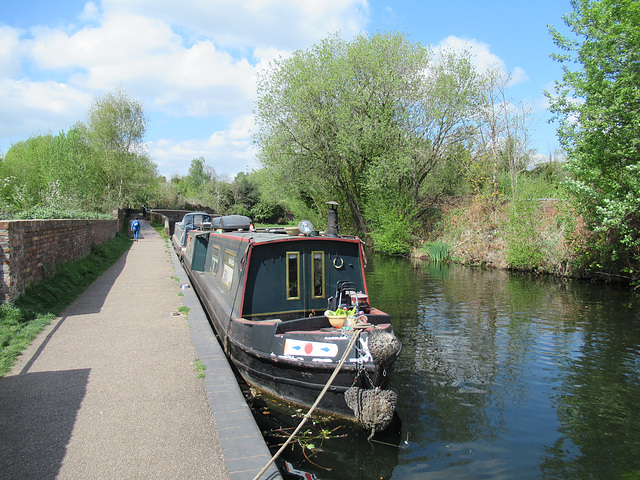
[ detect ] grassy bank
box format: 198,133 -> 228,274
0,232 -> 133,376
419,195 -> 584,277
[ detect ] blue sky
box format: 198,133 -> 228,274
0,0 -> 571,179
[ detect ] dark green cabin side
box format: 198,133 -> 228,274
186,233 -> 209,271
241,237 -> 366,321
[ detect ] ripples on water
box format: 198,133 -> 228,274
261,257 -> 640,480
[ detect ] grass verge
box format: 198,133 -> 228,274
0,232 -> 133,377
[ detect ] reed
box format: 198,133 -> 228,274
424,241 -> 451,262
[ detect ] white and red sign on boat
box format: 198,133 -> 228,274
283,339 -> 339,357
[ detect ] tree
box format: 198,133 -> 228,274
548,0 -> 640,274
181,157 -> 213,197
255,32 -> 420,233
473,67 -> 534,197
85,88 -> 157,207
255,31 -> 483,249
1,135 -> 51,210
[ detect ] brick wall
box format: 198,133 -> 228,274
0,219 -> 118,303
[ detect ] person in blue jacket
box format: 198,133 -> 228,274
131,216 -> 141,241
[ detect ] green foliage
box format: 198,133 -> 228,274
527,159 -> 568,185
515,170 -> 568,200
504,176 -> 572,274
0,303 -> 54,376
366,193 -> 417,255
250,201 -> 286,224
548,0 -> 640,278
193,358 -> 206,379
1,88 -> 159,214
505,198 -> 546,270
255,31 -> 483,246
85,89 -> 158,208
0,233 -> 132,376
7,206 -> 112,220
180,157 -> 213,197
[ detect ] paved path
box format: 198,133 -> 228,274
0,219 -> 280,480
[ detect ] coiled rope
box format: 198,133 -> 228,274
252,325 -> 367,480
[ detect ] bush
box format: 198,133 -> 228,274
251,201 -> 286,224
368,209 -> 415,256
11,206 -> 113,220
505,198 -> 545,270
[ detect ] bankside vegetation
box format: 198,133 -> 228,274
548,0 -> 640,282
428,0 -> 639,284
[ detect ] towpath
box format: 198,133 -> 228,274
0,219 -> 280,480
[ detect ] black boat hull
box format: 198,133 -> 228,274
226,330 -> 393,420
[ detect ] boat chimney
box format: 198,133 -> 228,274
326,201 -> 339,237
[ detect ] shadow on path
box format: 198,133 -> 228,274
59,249 -> 130,317
0,369 -> 90,480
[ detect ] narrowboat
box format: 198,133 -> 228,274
172,211 -> 213,257
179,207 -> 401,435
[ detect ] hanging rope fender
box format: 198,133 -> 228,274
252,325 -> 368,480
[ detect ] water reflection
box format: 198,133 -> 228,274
366,257 -> 640,479
257,256 -> 640,479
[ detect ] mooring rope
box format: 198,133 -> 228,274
252,326 -> 367,480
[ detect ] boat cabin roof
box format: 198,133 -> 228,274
179,212 -> 212,230
208,229 -> 362,245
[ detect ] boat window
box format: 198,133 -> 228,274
312,251 -> 325,298
222,249 -> 236,289
210,245 -> 220,274
286,252 -> 300,300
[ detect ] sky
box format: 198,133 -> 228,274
0,0 -> 572,180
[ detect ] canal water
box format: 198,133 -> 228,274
251,255 -> 640,480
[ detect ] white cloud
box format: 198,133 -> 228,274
0,25 -> 23,76
100,0 -> 369,50
0,78 -> 91,138
436,35 -> 529,86
28,14 -> 182,74
510,66 -> 528,87
149,114 -> 258,178
25,13 -> 258,120
79,1 -> 101,21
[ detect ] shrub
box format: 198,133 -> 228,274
368,209 -> 415,256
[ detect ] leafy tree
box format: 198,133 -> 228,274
548,0 -> 640,276
231,172 -> 260,211
255,31 -> 483,252
180,157 -> 214,197
255,32 -> 419,234
1,135 -> 51,210
85,88 -> 157,207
